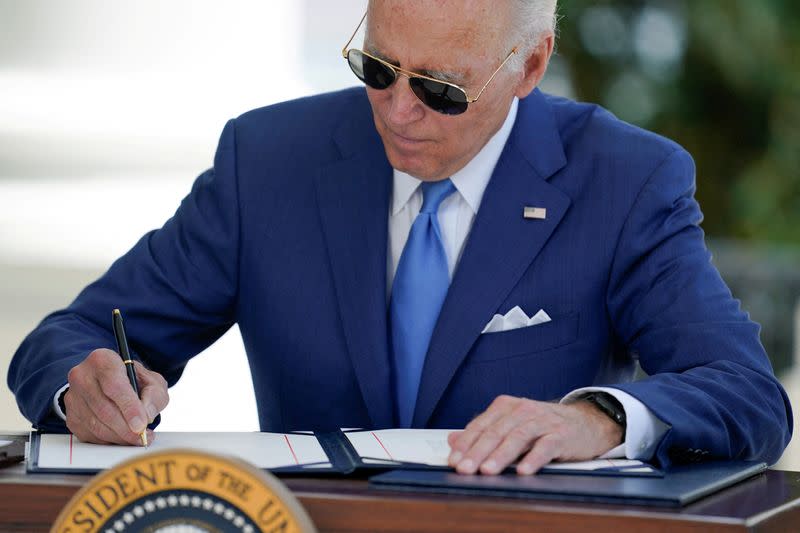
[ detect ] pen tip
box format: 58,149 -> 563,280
141,432 -> 148,447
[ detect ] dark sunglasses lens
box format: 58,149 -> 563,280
409,78 -> 468,115
347,49 -> 395,90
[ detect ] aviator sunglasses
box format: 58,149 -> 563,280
342,12 -> 517,115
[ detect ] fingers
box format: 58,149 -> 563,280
97,371 -> 148,434
65,382 -> 143,445
448,395 -> 614,476
450,395 -> 543,474
478,419 -> 547,474
517,434 -> 561,475
134,361 -> 169,422
448,395 -> 518,470
66,349 -> 166,445
64,390 -> 117,444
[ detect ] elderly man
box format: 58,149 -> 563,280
9,0 -> 791,476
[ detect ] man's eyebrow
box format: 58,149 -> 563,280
364,45 -> 397,65
421,68 -> 464,85
363,44 -> 465,85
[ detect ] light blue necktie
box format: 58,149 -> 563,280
390,179 -> 456,427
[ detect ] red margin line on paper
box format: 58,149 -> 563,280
371,431 -> 394,461
284,434 -> 299,465
69,434 -> 73,465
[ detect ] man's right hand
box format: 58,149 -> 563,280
64,348 -> 169,445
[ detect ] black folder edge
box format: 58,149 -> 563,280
27,429 -> 662,478
271,430 -> 444,476
368,461 -> 767,508
0,438 -> 25,468
27,430 -> 47,473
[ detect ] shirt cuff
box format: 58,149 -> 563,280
561,386 -> 671,460
53,383 -> 70,421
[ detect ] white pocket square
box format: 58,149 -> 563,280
481,306 -> 551,334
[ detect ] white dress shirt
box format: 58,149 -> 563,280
388,99 -> 519,289
387,97 -> 669,460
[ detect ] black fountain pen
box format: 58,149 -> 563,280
112,309 -> 148,447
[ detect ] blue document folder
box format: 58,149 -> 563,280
370,461 -> 767,507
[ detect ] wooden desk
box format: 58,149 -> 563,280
1,436 -> 799,532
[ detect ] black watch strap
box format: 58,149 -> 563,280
57,388 -> 68,416
581,392 -> 626,432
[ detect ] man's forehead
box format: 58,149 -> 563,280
366,0 -> 506,45
364,0 -> 507,69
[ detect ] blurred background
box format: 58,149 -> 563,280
1,1 -> 798,465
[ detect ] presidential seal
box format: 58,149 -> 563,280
51,448 -> 317,533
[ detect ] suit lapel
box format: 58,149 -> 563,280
314,105 -> 395,429
413,90 -> 571,427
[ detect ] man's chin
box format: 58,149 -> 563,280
385,148 -> 441,181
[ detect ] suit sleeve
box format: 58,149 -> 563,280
605,148 -> 792,467
7,119 -> 242,430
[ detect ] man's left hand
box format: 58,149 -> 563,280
447,395 -> 624,475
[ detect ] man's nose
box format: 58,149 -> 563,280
386,75 -> 425,124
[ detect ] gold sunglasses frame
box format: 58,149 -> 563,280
341,11 -> 517,110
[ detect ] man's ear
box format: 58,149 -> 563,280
514,32 -> 555,99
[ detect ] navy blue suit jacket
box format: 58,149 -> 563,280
9,88 -> 792,466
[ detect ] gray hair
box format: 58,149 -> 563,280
506,0 -> 558,73
363,0 -> 558,74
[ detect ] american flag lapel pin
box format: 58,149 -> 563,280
523,206 -> 547,220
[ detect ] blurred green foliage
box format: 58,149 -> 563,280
556,0 -> 800,244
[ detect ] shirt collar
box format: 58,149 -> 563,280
391,97 -> 519,216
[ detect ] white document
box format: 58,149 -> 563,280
33,430 -> 652,474
482,306 -> 551,333
540,458 -> 646,471
347,429 -> 651,473
34,432 -> 328,470
346,429 -> 456,465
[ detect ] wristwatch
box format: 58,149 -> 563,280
581,392 -> 627,432
57,388 -> 68,416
